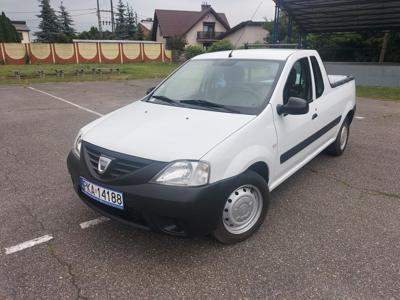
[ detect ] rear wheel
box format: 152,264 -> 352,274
325,118 -> 350,156
213,170 -> 269,244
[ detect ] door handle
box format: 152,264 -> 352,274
312,113 -> 318,120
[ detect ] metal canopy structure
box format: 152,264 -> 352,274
271,0 -> 400,43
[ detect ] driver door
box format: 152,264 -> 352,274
273,57 -> 319,178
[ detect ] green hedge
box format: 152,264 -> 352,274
184,39 -> 235,59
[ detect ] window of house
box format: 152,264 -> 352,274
203,22 -> 215,32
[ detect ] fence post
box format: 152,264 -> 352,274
119,43 -> 123,64
51,43 -> 56,64
74,42 -> 79,64
97,42 -> 102,64
25,43 -> 31,64
0,43 -> 5,64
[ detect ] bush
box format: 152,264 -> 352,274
207,39 -> 234,53
166,36 -> 187,51
185,45 -> 205,59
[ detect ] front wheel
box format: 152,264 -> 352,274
325,118 -> 350,156
213,171 -> 270,244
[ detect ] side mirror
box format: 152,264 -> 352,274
277,97 -> 309,116
146,86 -> 155,95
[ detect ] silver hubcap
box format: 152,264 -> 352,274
340,124 -> 348,150
223,185 -> 263,235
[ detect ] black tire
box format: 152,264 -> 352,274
213,170 -> 270,244
325,117 -> 350,156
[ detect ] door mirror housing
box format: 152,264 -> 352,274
277,97 -> 309,116
146,86 -> 156,95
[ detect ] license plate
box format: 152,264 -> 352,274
80,177 -> 124,210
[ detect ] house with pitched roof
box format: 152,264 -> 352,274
223,21 -> 268,48
11,21 -> 30,43
152,4 -> 230,49
138,19 -> 154,40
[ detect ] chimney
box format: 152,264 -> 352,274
201,2 -> 211,11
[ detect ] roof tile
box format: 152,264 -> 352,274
155,8 -> 230,37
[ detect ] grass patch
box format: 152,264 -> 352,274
0,63 -> 178,85
357,86 -> 400,101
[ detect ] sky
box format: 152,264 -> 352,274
2,0 -> 276,35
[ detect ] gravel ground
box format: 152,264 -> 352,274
0,81 -> 399,299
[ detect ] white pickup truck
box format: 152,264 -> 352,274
67,49 -> 356,244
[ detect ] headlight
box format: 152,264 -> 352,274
73,132 -> 83,158
152,160 -> 210,186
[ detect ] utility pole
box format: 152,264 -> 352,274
96,0 -> 102,32
110,0 -> 115,32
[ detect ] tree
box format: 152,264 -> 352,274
305,32 -> 384,62
125,4 -> 137,40
115,0 -> 128,39
0,12 -> 21,42
58,1 -> 75,42
77,27 -> 115,40
35,0 -> 61,42
264,13 -> 298,44
136,25 -> 144,40
166,36 -> 186,50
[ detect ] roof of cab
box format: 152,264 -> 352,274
192,49 -> 308,61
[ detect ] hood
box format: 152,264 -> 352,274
83,101 -> 255,162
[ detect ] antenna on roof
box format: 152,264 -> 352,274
229,0 -> 264,58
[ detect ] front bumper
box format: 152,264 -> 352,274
67,151 -> 236,237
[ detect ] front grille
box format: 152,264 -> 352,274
83,142 -> 151,180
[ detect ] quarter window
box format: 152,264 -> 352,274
283,58 -> 312,104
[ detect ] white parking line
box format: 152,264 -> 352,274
80,216 -> 110,229
355,116 -> 365,120
28,86 -> 104,117
5,234 -> 53,255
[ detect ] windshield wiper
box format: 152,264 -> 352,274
151,95 -> 181,107
180,99 -> 239,113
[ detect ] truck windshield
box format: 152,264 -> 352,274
148,59 -> 283,114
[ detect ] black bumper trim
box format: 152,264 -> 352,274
67,151 -> 238,237
79,191 -> 151,232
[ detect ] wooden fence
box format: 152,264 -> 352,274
0,40 -> 172,65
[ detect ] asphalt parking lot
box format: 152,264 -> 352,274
1,80 -> 399,299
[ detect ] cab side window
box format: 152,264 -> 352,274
283,58 -> 312,104
310,56 -> 325,98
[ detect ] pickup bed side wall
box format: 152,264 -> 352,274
341,80 -> 357,127
201,105 -> 277,184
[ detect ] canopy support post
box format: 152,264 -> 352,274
297,32 -> 303,49
287,16 -> 293,43
272,0 -> 281,45
379,31 -> 390,63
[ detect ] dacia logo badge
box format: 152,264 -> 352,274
98,155 -> 112,174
